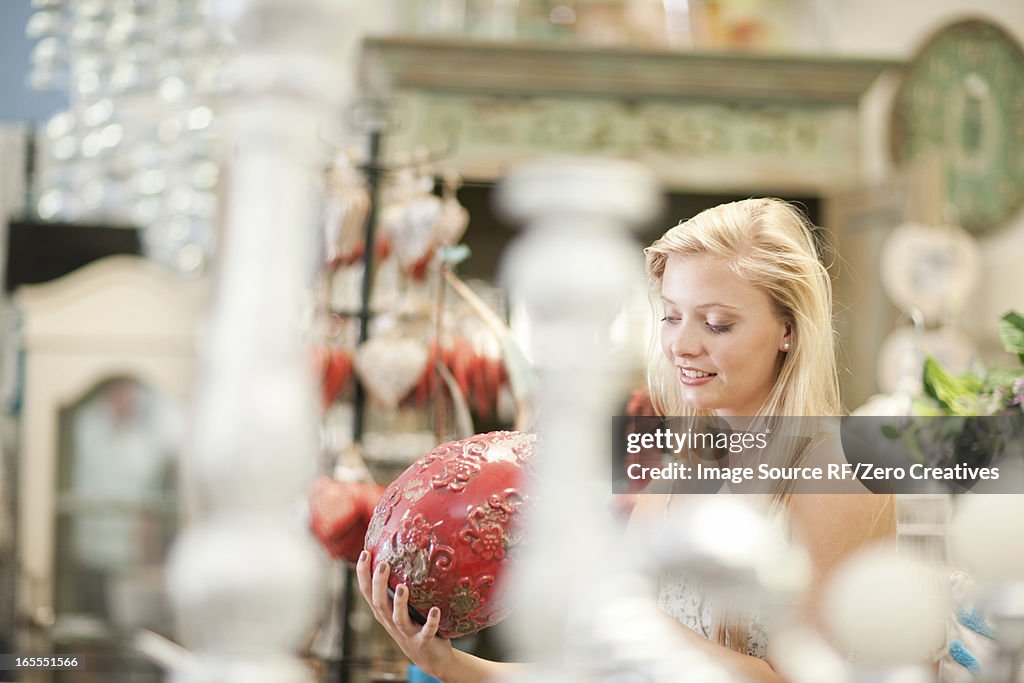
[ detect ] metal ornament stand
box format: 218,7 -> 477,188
332,111 -> 386,683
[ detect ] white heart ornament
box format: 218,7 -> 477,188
334,183 -> 370,263
392,194 -> 441,270
353,337 -> 430,409
322,156 -> 370,266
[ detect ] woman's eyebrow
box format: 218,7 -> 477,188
660,297 -> 738,311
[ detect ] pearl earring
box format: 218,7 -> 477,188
783,342 -> 791,351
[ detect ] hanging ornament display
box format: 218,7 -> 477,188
406,337 -> 508,421
309,476 -> 385,563
312,314 -> 356,411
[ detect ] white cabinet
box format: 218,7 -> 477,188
14,255 -> 204,663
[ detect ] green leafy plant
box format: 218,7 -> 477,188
883,312 -> 1024,470
920,311 -> 1024,418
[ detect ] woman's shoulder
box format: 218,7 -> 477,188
785,423 -> 897,540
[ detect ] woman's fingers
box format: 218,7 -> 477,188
392,583 -> 416,632
371,559 -> 392,615
355,553 -> 454,676
358,552 -> 443,646
394,582 -> 444,641
357,551 -> 393,624
420,605 -> 442,640
355,551 -> 373,604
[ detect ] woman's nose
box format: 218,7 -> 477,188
669,327 -> 701,358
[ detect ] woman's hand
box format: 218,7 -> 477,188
355,550 -> 455,680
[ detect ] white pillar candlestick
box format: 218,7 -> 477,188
164,2 -> 356,681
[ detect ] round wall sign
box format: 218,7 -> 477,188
891,19 -> 1024,235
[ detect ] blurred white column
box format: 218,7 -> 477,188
497,158 -> 657,663
497,157 -> 744,683
162,2 -> 356,681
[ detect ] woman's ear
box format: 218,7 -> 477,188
781,322 -> 793,352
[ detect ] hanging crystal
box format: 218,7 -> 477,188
26,0 -> 230,276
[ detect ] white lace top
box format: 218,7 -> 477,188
656,493 -> 775,659
657,570 -> 771,659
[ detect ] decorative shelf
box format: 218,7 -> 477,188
360,36 -> 903,193
362,36 -> 902,106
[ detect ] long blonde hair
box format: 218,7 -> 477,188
644,198 -> 841,654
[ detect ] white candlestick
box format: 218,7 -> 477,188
496,157 -> 743,683
164,2 -> 355,681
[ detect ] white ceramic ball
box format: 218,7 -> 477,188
822,546 -> 948,667
165,518 -> 324,654
949,495 -> 1024,582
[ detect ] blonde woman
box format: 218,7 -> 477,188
356,198 -> 896,683
639,197 -> 896,678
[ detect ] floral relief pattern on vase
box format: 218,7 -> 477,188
398,512 -> 440,549
409,579 -> 443,609
430,449 -> 486,492
459,490 -> 527,561
379,535 -> 431,585
364,503 -> 389,548
414,448 -> 451,474
447,575 -> 497,634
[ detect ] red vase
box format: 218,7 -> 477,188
364,431 -> 537,638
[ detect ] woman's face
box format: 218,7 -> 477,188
659,254 -> 790,417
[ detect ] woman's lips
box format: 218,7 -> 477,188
678,367 -> 717,386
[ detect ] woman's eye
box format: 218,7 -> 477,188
660,316 -> 680,325
706,323 -> 733,334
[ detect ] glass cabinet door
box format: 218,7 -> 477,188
54,377 -> 183,640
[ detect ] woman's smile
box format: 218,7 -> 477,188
677,366 -> 717,385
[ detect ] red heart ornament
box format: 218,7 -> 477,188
321,348 -> 353,410
309,477 -> 385,562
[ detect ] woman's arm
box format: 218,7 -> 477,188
358,547 -> 779,683
787,492 -> 897,626
355,551 -> 522,683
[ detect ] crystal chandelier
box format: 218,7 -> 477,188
27,0 -> 229,275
